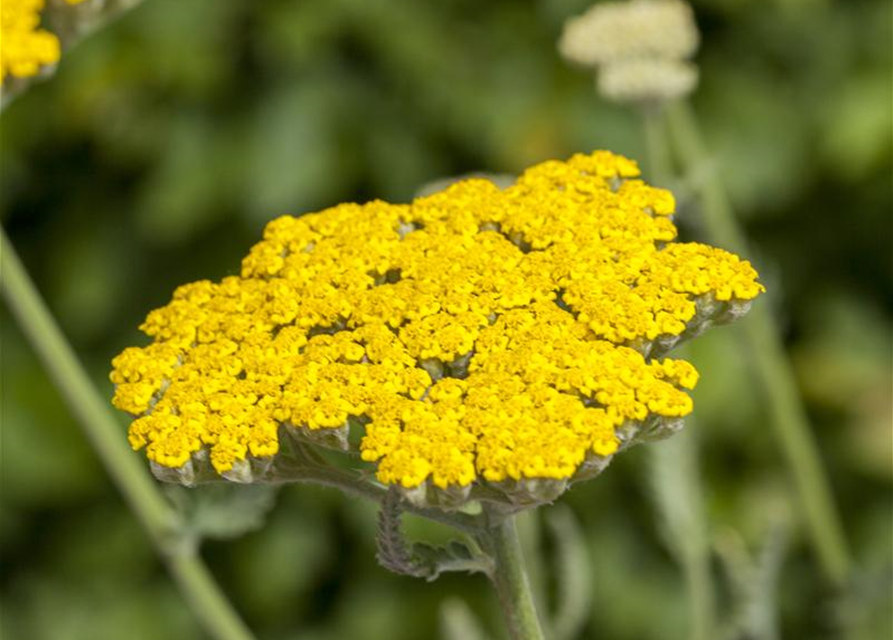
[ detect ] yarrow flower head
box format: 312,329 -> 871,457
0,0 -> 86,82
598,57 -> 698,105
111,150 -> 763,510
559,0 -> 698,67
559,0 -> 700,105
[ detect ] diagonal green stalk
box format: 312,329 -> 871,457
663,100 -> 851,585
642,112 -> 715,640
0,226 -> 255,640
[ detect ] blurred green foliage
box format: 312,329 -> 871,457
1,0 -> 890,639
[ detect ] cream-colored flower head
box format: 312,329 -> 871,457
559,0 -> 700,105
559,0 -> 699,67
598,58 -> 698,104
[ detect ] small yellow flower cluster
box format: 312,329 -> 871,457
111,150 -> 763,492
559,0 -> 700,104
1,0 -> 85,81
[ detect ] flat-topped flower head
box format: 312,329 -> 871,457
111,150 -> 763,509
598,57 -> 698,104
559,0 -> 701,105
559,0 -> 699,68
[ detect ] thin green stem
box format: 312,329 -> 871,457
642,105 -> 673,186
642,112 -> 716,640
0,227 -> 255,640
515,510 -> 549,635
648,425 -> 715,640
689,532 -> 714,640
167,551 -> 254,640
664,100 -> 851,585
479,515 -> 546,640
664,102 -> 742,249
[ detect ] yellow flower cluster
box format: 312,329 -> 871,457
111,150 -> 763,491
1,0 -> 84,81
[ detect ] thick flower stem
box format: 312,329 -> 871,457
481,515 -> 546,640
664,101 -> 851,585
0,227 -> 255,640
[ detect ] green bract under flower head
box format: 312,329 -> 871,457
111,151 -> 763,509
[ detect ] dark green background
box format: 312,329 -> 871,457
1,0 -> 890,638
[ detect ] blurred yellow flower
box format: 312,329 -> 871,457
111,151 -> 763,495
1,0 -> 88,81
1,0 -> 60,80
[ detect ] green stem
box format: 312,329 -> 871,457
642,112 -> 716,640
167,551 -> 254,640
688,525 -> 714,640
515,510 -> 549,635
648,425 -> 715,640
480,515 -> 546,640
0,227 -> 255,640
642,105 -> 673,186
664,100 -> 851,585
